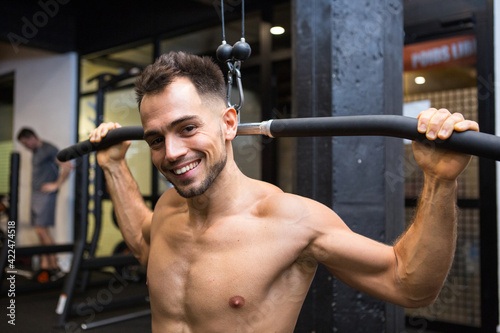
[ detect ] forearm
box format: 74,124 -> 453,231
102,160 -> 153,263
56,163 -> 72,186
394,175 -> 458,306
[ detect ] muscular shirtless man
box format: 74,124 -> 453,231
89,52 -> 479,332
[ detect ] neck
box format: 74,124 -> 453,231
186,159 -> 247,225
32,139 -> 42,151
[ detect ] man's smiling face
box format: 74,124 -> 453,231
140,77 -> 228,198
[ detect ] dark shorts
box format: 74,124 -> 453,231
31,191 -> 57,227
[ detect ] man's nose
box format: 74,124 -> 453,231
165,136 -> 188,162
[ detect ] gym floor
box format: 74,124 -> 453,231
0,272 -> 151,333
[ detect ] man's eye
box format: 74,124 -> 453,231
149,137 -> 164,147
183,125 -> 196,134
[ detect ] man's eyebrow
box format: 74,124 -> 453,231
169,115 -> 200,129
143,129 -> 160,141
143,115 -> 201,140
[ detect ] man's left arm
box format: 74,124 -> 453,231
392,108 -> 479,305
306,108 -> 479,308
40,159 -> 73,193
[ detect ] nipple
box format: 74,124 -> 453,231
229,295 -> 245,309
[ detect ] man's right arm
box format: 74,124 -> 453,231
90,122 -> 153,266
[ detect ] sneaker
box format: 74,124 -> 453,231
49,268 -> 66,282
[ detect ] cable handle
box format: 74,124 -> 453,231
57,116 -> 500,161
57,126 -> 144,162
266,115 -> 500,160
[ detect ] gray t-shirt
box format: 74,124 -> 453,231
32,141 -> 59,192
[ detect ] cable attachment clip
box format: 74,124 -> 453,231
226,60 -> 244,115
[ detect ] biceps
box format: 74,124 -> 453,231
311,228 -> 397,288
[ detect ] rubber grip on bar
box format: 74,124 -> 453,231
57,126 -> 144,162
269,115 -> 500,160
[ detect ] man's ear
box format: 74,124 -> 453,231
222,107 -> 238,140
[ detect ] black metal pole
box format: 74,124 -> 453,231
81,309 -> 151,330
8,152 -> 19,223
56,155 -> 90,327
79,76 -> 106,292
0,152 -> 20,284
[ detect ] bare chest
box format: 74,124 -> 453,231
146,215 -> 313,327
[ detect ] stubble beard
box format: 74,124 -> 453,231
170,151 -> 228,199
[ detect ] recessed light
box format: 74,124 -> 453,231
414,76 -> 426,84
270,26 -> 285,35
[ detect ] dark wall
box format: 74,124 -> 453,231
73,0 -> 219,55
1,0 -> 77,53
1,0 -> 220,54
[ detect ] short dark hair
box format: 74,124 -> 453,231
134,51 -> 226,109
17,127 -> 37,141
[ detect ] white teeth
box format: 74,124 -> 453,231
174,161 -> 199,175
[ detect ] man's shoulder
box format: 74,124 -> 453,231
41,141 -> 59,154
250,180 -> 340,228
40,140 -> 54,147
251,182 -> 319,220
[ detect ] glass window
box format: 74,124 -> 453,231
80,43 -> 153,94
79,42 -> 154,256
104,89 -> 151,197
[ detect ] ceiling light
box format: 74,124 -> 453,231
270,26 -> 285,35
414,76 -> 426,85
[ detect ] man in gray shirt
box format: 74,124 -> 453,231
17,128 -> 72,278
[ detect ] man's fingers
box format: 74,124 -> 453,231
437,112 -> 464,140
416,108 -> 439,133
417,108 -> 478,140
418,108 -> 451,140
454,119 -> 479,133
89,122 -> 121,142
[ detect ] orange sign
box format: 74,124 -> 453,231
404,35 -> 476,71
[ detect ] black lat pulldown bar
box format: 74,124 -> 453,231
57,115 -> 500,162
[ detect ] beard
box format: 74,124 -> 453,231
162,148 -> 228,199
176,153 -> 227,198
